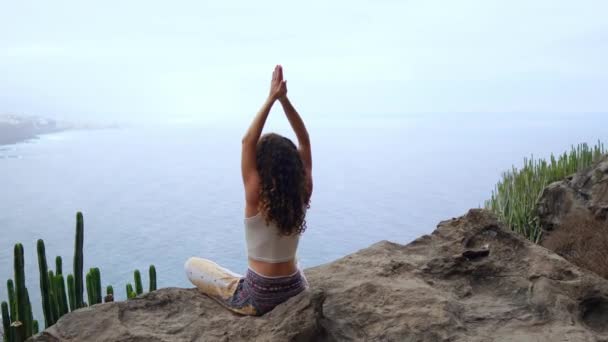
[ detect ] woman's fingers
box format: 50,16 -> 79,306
278,65 -> 283,81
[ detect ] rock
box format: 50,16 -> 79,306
537,155 -> 608,230
537,155 -> 608,279
33,209 -> 608,341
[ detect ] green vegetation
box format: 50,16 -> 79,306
85,268 -> 102,306
66,275 -> 75,312
126,284 -> 136,299
6,281 -> 15,324
485,141 -> 606,243
3,244 -> 38,340
134,270 -> 143,295
2,212 -> 157,341
36,240 -> 52,328
105,285 -> 114,303
1,302 -> 10,342
125,265 -> 158,300
149,265 -> 157,292
73,212 -> 84,310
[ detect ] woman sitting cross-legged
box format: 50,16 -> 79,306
184,65 -> 313,316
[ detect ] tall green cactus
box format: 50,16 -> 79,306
67,274 -> 75,312
24,288 -> 33,337
1,301 -> 10,342
55,275 -> 69,316
149,265 -> 157,292
46,270 -> 56,325
51,275 -> 61,316
10,321 -> 23,342
85,268 -> 102,305
93,268 -> 102,304
74,212 -> 84,309
36,239 -> 53,328
13,243 -> 30,338
134,270 -> 143,295
85,271 -> 93,306
55,256 -> 62,275
6,280 -> 16,323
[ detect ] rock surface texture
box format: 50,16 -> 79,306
34,210 -> 608,341
537,155 -> 608,279
537,155 -> 608,229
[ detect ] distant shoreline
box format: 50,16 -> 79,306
0,114 -> 118,147
0,115 -> 65,146
0,128 -> 66,146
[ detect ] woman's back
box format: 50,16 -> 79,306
245,209 -> 305,276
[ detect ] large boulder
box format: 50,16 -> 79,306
537,155 -> 608,229
537,155 -> 608,279
34,210 -> 608,341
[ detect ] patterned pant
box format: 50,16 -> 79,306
184,257 -> 308,316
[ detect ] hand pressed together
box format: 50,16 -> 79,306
269,64 -> 287,101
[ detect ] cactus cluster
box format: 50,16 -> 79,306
124,265 -> 157,300
2,211 -> 159,341
36,243 -> 73,328
85,268 -> 103,306
1,244 -> 40,342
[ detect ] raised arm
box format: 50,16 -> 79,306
279,96 -> 312,172
241,65 -> 287,207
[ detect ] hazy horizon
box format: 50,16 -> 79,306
1,0 -> 607,124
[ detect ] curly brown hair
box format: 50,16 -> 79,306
256,133 -> 310,236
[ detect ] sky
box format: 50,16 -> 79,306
1,0 -> 607,124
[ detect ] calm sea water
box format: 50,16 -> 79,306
1,113 -> 606,320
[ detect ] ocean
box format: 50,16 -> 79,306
1,113 -> 606,321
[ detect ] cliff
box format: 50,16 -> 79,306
32,209 -> 608,341
538,155 -> 608,279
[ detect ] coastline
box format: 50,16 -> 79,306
0,115 -> 67,147
0,114 -> 118,147
0,127 -> 66,147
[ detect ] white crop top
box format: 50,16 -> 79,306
244,212 -> 300,263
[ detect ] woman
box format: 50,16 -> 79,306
184,65 -> 313,316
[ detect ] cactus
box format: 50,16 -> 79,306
67,274 -> 75,312
104,285 -> 114,303
126,283 -> 135,299
48,271 -> 59,324
85,268 -> 102,305
134,270 -> 143,295
24,288 -> 33,337
10,321 -> 23,342
74,212 -> 84,309
55,256 -> 62,275
85,271 -> 93,306
36,239 -> 53,328
2,301 -> 11,342
149,265 -> 157,292
55,275 -> 68,316
92,268 -> 102,304
32,320 -> 39,335
14,243 -> 30,338
6,280 -> 16,323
